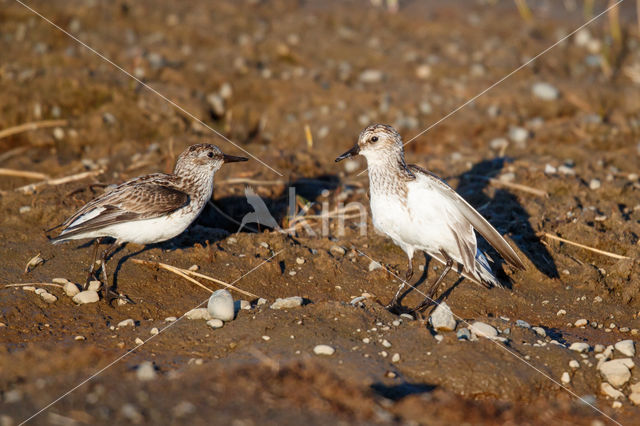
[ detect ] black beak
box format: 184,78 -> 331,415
335,144 -> 360,162
222,154 -> 249,163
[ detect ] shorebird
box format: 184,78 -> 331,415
51,144 -> 247,302
336,124 -> 525,312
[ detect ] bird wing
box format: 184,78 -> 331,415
54,174 -> 190,241
408,164 -> 525,270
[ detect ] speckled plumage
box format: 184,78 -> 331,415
51,143 -> 248,301
336,124 -> 525,311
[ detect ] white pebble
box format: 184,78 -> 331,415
72,290 -> 99,305
469,321 -> 498,339
368,260 -> 382,271
270,296 -> 303,310
74,335 -> 85,341
382,339 -> 391,348
589,179 -> 601,190
117,319 -> 135,328
135,337 -> 144,345
121,403 -> 143,423
63,282 -> 80,297
52,277 -> 70,285
508,126 -> 528,146
296,257 -> 305,265
600,382 -> 625,400
207,289 -> 235,322
568,342 -> 590,353
569,360 -> 580,369
136,361 -> 156,381
87,280 -> 101,292
429,302 -> 457,332
561,372 -> 571,384
391,353 -> 400,363
532,326 -> 546,337
359,69 -> 384,84
39,291 -> 57,303
313,344 -> 335,356
257,298 -> 267,306
184,308 -> 211,320
206,319 -> 224,329
532,82 -> 559,101
150,327 -> 159,335
165,316 -> 177,322
612,401 -> 622,409
598,359 -> 633,387
262,335 -> 271,341
556,309 -> 566,316
545,164 -> 557,174
614,340 -> 635,357
574,319 -> 588,327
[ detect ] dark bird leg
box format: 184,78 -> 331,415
386,254 -> 414,312
413,250 -> 453,313
84,238 -> 103,289
98,240 -> 125,304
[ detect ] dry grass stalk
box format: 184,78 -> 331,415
469,175 -> 548,198
0,168 -> 49,180
3,282 -> 64,289
0,119 -> 68,140
304,124 -> 313,149
131,258 -> 259,299
543,233 -> 632,260
16,169 -> 104,194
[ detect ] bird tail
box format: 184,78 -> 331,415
471,249 -> 501,288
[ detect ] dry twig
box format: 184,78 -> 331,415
3,282 -> 64,289
542,233 -> 632,260
468,175 -> 548,198
131,259 -> 259,299
0,119 -> 68,140
15,169 -> 104,194
0,168 -> 49,180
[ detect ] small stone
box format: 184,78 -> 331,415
600,382 -> 624,400
574,319 -> 588,327
206,319 -> 224,329
508,126 -> 529,147
415,64 -> 431,79
329,245 -> 346,256
206,93 -> 225,117
589,179 -> 601,190
557,309 -> 566,316
72,290 -> 99,304
313,344 -> 335,356
117,319 -> 135,328
630,392 -> 640,406
434,334 -> 444,343
188,264 -> 199,272
569,360 -> 580,369
172,401 -> 196,418
150,327 -> 158,335
52,127 -> 65,141
545,164 -> 557,174
74,335 -> 85,341
296,257 -> 305,265
52,277 -> 70,284
63,282 -> 80,297
532,82 -> 559,101
456,328 -> 472,341
257,298 -> 267,306
239,300 -> 251,310
561,372 -> 571,384
391,353 -> 400,363
359,69 -> 384,83
219,82 -> 233,99
368,260 -> 382,271
121,403 -> 143,423
612,401 -> 622,409
270,296 -> 303,310
489,137 -> 508,151
262,335 -> 270,341
39,291 -> 57,303
594,344 -> 605,353
614,340 -> 635,357
382,339 -> 392,348
515,320 -> 531,328
207,289 -> 235,322
184,308 -> 211,320
165,316 -> 177,322
136,361 -> 156,381
4,389 -> 22,403
532,327 -> 546,337
429,302 -> 456,332
598,359 -> 632,387
469,322 -> 498,339
569,342 -> 590,353
87,281 -> 101,292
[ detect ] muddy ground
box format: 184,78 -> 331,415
1,0 -> 640,424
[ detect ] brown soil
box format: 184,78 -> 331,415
1,1 -> 639,425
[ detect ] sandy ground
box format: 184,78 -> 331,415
1,0 -> 640,424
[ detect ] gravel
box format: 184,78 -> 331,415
207,289 -> 235,322
270,296 -> 303,310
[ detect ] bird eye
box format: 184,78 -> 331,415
371,136 -> 378,142
207,152 -> 214,158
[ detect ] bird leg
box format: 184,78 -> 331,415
386,256 -> 414,312
413,251 -> 453,313
98,241 -> 125,303
83,238 -> 103,290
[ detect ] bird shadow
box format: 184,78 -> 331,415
456,157 -> 559,280
370,381 -> 436,401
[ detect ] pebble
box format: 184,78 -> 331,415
257,298 -> 267,306
508,126 -> 528,146
429,302 -> 456,332
400,313 -> 414,321
612,401 -> 622,409
598,359 -> 633,387
469,322 -> 498,339
207,289 -> 235,322
544,164 -> 557,174
415,64 -> 431,79
574,319 -> 588,327
238,300 -> 251,310
489,137 -> 508,151
184,308 -> 211,320
594,344 -> 605,353
391,353 -> 400,363
72,290 -> 99,305
561,372 -> 571,385
39,291 -> 57,303
206,93 -> 225,117
456,328 -> 472,341
532,327 -> 546,337
589,179 -> 601,190
329,245 -> 346,256
313,344 -> 335,356
296,257 -> 305,265
270,296 -> 303,310
150,327 -> 158,336
52,277 -> 70,285
173,400 -> 196,418
135,337 -> 144,345
569,360 -> 580,369
262,335 -> 271,341
382,339 -> 392,348
434,334 -> 444,343
515,319 -> 531,328
569,342 -> 590,353
556,309 -> 566,316
117,319 -> 135,328
121,403 -> 143,423
165,316 -> 177,322
136,361 -> 156,381
87,281 -> 101,292
532,82 -> 559,100
206,319 -> 224,329
359,69 -> 384,83
63,282 -> 80,297
600,382 -> 624,400
368,260 -> 382,271
74,335 -> 85,341
614,340 -> 635,357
